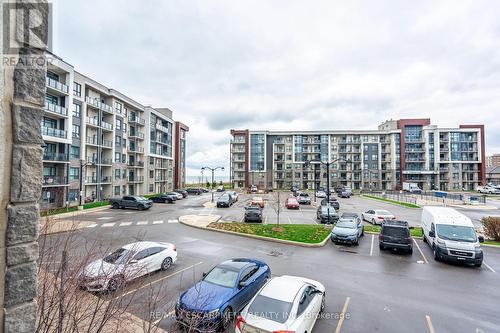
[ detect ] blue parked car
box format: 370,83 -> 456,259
175,258 -> 271,332
331,213 -> 364,245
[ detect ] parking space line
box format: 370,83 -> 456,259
483,261 -> 496,273
370,234 -> 374,256
97,216 -> 112,220
86,223 -> 98,228
115,262 -> 203,300
288,217 -> 292,224
264,216 -> 268,224
136,221 -> 148,225
168,219 -> 179,223
425,315 -> 436,333
119,222 -> 132,226
334,296 -> 351,333
413,238 -> 428,264
101,223 -> 115,227
152,220 -> 164,224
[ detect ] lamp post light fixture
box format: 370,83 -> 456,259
201,166 -> 225,202
79,160 -> 95,209
305,158 -> 351,225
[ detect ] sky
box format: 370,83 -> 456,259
52,0 -> 500,180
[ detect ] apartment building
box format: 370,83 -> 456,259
486,154 -> 500,167
41,53 -> 188,209
230,119 -> 485,192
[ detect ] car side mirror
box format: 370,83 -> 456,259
202,272 -> 207,278
478,235 -> 485,243
239,281 -> 249,289
130,259 -> 138,264
429,231 -> 435,237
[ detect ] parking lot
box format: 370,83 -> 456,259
50,191 -> 500,332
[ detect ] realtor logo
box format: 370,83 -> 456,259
2,1 -> 52,55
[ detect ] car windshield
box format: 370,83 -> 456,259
203,266 -> 239,288
436,224 -> 476,243
219,195 -> 229,200
137,196 -> 148,201
376,210 -> 391,215
321,206 -> 336,213
103,248 -> 132,265
336,220 -> 357,229
383,226 -> 409,238
288,198 -> 298,203
299,193 -> 309,197
247,295 -> 293,324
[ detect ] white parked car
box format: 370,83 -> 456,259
79,241 -> 177,292
168,191 -> 184,200
362,209 -> 396,225
235,275 -> 325,333
227,190 -> 239,202
316,190 -> 327,198
477,186 -> 500,194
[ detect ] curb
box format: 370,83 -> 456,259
359,195 -> 421,209
41,205 -> 111,219
179,219 -> 330,248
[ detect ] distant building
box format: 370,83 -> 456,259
486,166 -> 500,185
486,154 -> 500,167
230,119 -> 486,192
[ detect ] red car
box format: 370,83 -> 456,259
285,197 -> 300,209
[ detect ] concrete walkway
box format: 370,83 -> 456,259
178,214 -> 221,228
40,206 -> 111,234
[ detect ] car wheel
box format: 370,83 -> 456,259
138,204 -> 145,211
112,203 -> 119,209
361,228 -> 364,236
320,293 -> 326,313
408,248 -> 413,255
107,276 -> 124,292
221,307 -> 233,330
423,235 -> 427,243
433,246 -> 440,261
161,257 -> 172,271
474,262 -> 482,268
354,238 -> 359,246
379,244 -> 385,251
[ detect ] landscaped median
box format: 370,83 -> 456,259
178,215 -> 332,247
360,194 -> 421,208
40,200 -> 110,217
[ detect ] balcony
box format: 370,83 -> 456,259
127,161 -> 145,168
156,123 -> 169,132
129,131 -> 145,139
102,139 -> 113,148
86,136 -> 98,145
129,115 -> 146,125
44,102 -> 68,117
85,176 -> 112,184
46,77 -> 69,94
43,152 -> 69,162
100,102 -> 113,114
42,127 -> 66,139
129,175 -> 145,182
100,158 -> 113,165
42,176 -> 67,186
101,121 -> 113,131
155,176 -> 168,182
86,117 -> 99,127
129,146 -> 145,153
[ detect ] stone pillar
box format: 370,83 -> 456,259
1,1 -> 49,332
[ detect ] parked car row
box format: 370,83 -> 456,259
477,185 -> 500,194
110,188 -> 208,210
216,191 -> 239,207
175,258 -> 325,333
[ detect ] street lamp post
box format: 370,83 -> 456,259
79,160 -> 95,209
201,166 -> 224,202
305,157 -> 350,224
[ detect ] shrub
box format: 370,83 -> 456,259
83,200 -> 109,209
481,216 -> 500,241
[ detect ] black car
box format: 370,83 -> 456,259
174,189 -> 188,198
320,197 -> 340,210
185,188 -> 203,195
150,194 -> 176,203
379,220 -> 413,254
244,205 -> 263,223
316,204 -> 340,224
216,194 -> 232,207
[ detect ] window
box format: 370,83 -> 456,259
149,170 -> 154,178
149,184 -> 154,192
297,287 -> 315,317
115,101 -> 123,113
72,102 -> 81,117
69,167 -> 79,181
72,124 -> 80,138
116,118 -> 122,131
114,186 -> 120,195
68,189 -> 79,202
70,146 -> 80,159
115,152 -> 121,163
133,249 -> 150,261
115,169 -> 121,179
73,82 -> 81,97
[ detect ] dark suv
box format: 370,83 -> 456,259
320,197 -> 340,210
244,205 -> 263,223
379,220 -> 413,254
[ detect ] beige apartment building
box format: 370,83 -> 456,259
41,53 -> 188,209
230,119 -> 486,192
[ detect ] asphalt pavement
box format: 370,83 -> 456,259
48,192 -> 500,333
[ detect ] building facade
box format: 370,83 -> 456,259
230,119 -> 486,192
486,154 -> 500,167
41,54 -> 187,209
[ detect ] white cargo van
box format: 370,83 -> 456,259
421,206 -> 484,267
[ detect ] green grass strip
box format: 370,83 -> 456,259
361,194 -> 421,208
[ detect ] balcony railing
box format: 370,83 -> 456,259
85,176 -> 112,184
127,161 -> 144,167
129,115 -> 146,125
42,176 -> 67,186
129,131 -> 145,139
128,175 -> 145,182
86,117 -> 99,126
46,77 -> 69,94
100,103 -> 113,113
156,123 -> 169,132
101,121 -> 113,130
42,126 -> 66,138
44,102 -> 68,116
129,146 -> 144,153
85,96 -> 101,108
86,136 -> 98,145
102,139 -> 113,148
43,152 -> 69,162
